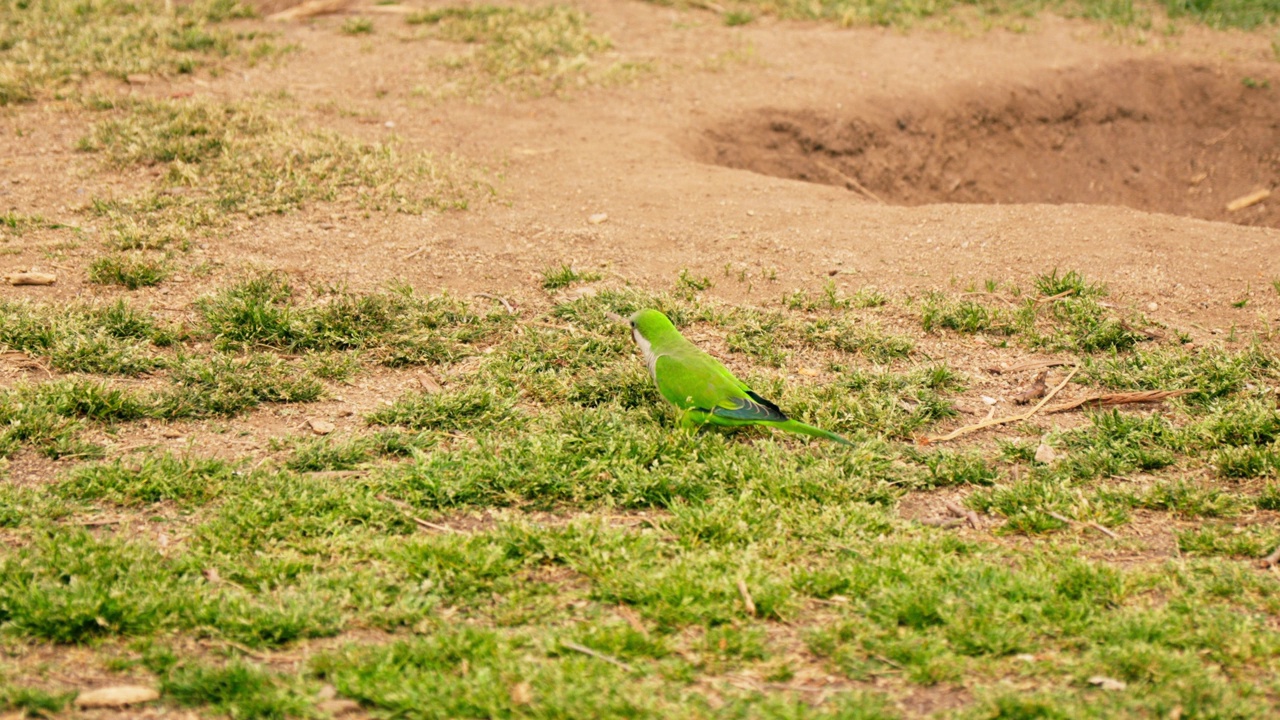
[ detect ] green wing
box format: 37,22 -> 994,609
653,351 -> 789,423
654,351 -> 751,411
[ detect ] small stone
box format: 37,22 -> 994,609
1034,441 -> 1058,464
1088,675 -> 1127,692
74,686 -> 159,708
384,121 -> 396,128
981,396 -> 998,406
308,419 -> 336,436
1147,302 -> 1158,312
588,213 -> 608,225
161,429 -> 184,439
125,74 -> 153,85
561,285 -> 599,302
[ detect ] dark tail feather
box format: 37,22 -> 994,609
772,419 -> 855,446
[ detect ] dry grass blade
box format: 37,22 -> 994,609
813,159 -> 885,204
924,366 -> 1079,443
474,293 -> 516,315
1045,390 -> 1194,414
267,0 -> 350,21
985,358 -> 1071,374
561,641 -> 634,672
737,579 -> 758,617
1047,511 -> 1119,539
1033,289 -> 1076,305
377,494 -> 460,534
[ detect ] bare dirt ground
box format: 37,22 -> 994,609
2,1 -> 1279,330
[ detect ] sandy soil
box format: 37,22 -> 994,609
1,1 -> 1278,337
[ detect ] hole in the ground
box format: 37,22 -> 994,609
694,60 -> 1280,228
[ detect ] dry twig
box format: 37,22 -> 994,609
1045,390 -> 1193,414
985,358 -> 1070,374
944,501 -> 982,530
813,159 -> 885,204
377,494 -> 459,534
1227,188 -> 1271,212
924,366 -> 1079,443
474,293 -> 516,315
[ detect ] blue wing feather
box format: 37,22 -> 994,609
711,390 -> 789,422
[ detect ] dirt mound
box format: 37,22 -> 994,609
695,59 -> 1280,227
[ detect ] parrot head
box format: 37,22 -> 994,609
627,309 -> 676,373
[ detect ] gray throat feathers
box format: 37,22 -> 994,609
633,329 -> 660,379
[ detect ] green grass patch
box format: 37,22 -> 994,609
0,274 -> 1278,717
0,297 -> 175,375
542,263 -> 602,290
406,4 -> 614,91
0,0 -> 255,106
196,272 -> 506,361
87,252 -> 170,289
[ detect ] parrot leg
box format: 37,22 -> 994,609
679,408 -> 713,429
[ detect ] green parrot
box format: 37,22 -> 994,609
623,309 -> 853,446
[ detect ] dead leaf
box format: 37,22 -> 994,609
317,699 -> 362,716
416,374 -> 443,393
74,686 -> 160,708
509,682 -> 534,706
1088,675 -> 1127,692
1013,370 -> 1048,405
